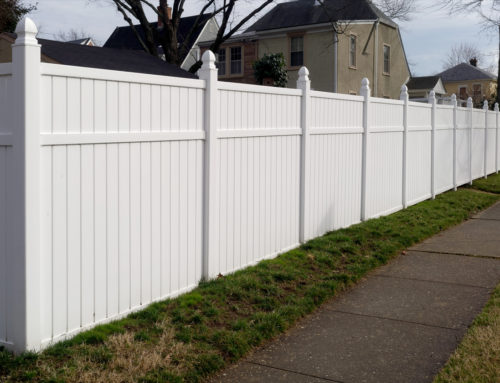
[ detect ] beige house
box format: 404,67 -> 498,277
202,0 -> 410,99
437,60 -> 497,107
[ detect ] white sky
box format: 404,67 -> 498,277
30,0 -> 499,76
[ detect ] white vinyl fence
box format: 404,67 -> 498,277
1,19 -> 499,353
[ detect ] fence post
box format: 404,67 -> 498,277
495,103 -> 499,174
360,78 -> 370,221
199,51 -> 219,280
452,94 -> 458,191
298,67 -> 311,243
10,18 -> 41,351
468,97 -> 473,185
483,100 -> 488,179
428,91 -> 436,199
400,85 -> 409,208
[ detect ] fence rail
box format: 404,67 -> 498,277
1,19 -> 500,352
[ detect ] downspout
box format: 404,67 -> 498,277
373,20 -> 379,97
333,30 -> 338,92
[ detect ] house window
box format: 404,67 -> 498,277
459,86 -> 467,100
349,35 -> 356,68
383,44 -> 390,74
218,48 -> 226,76
230,46 -> 242,74
473,83 -> 482,103
290,36 -> 304,67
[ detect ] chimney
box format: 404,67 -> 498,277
157,0 -> 172,29
470,57 -> 478,67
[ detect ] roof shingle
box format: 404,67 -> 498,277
245,0 -> 397,32
438,63 -> 496,82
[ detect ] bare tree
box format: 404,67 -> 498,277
443,42 -> 485,69
372,0 -> 416,21
105,0 -> 277,73
441,0 -> 500,103
56,28 -> 98,44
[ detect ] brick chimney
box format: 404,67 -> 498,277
470,57 -> 478,67
157,0 -> 172,29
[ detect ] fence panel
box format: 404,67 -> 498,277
435,106 -> 455,193
406,102 -> 432,205
0,66 -> 13,347
456,108 -> 470,186
487,111 -> 496,174
367,99 -> 404,218
471,109 -> 485,179
216,83 -> 302,275
38,65 -> 206,346
307,92 -> 363,238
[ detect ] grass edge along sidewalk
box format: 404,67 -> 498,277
433,282 -> 500,383
1,180 -> 499,383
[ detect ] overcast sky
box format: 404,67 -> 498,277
30,0 -> 499,76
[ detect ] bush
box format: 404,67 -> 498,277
253,53 -> 288,87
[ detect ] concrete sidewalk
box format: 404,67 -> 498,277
211,202 -> 500,383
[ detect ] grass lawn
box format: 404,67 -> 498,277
1,186 -> 499,383
469,171 -> 500,194
433,283 -> 500,383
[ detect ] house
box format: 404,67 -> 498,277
437,59 -> 497,107
200,0 -> 410,98
68,37 -> 95,46
104,11 -> 219,72
406,76 -> 446,102
0,32 -> 195,78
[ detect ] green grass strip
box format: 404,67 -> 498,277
433,283 -> 500,383
1,186 -> 499,383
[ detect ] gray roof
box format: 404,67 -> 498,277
406,76 -> 441,90
438,63 -> 496,82
245,0 -> 397,32
3,33 -> 195,79
104,14 -> 212,62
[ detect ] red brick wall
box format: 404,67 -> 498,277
201,40 -> 258,85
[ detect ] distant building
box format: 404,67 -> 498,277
104,9 -> 219,72
438,59 -> 497,107
200,0 -> 411,98
406,76 -> 446,102
0,32 -> 195,78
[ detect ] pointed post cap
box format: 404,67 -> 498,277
450,94 -> 457,106
467,97 -> 473,108
297,66 -> 310,90
399,85 -> 408,101
201,50 -> 216,70
360,78 -> 370,98
483,100 -> 489,110
298,66 -> 310,82
14,17 -> 38,45
495,103 -> 499,112
428,90 -> 436,105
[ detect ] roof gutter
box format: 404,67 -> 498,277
373,20 -> 379,97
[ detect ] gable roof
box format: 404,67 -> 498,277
1,32 -> 196,78
104,14 -> 212,60
406,76 -> 441,90
68,37 -> 94,46
438,63 -> 496,82
245,0 -> 397,33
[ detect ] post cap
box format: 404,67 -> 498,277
495,103 -> 499,112
298,66 -> 310,82
467,97 -> 473,108
399,85 -> 408,101
14,17 -> 38,45
428,90 -> 436,104
360,78 -> 370,98
483,100 -> 489,110
201,50 -> 216,70
450,94 -> 457,107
